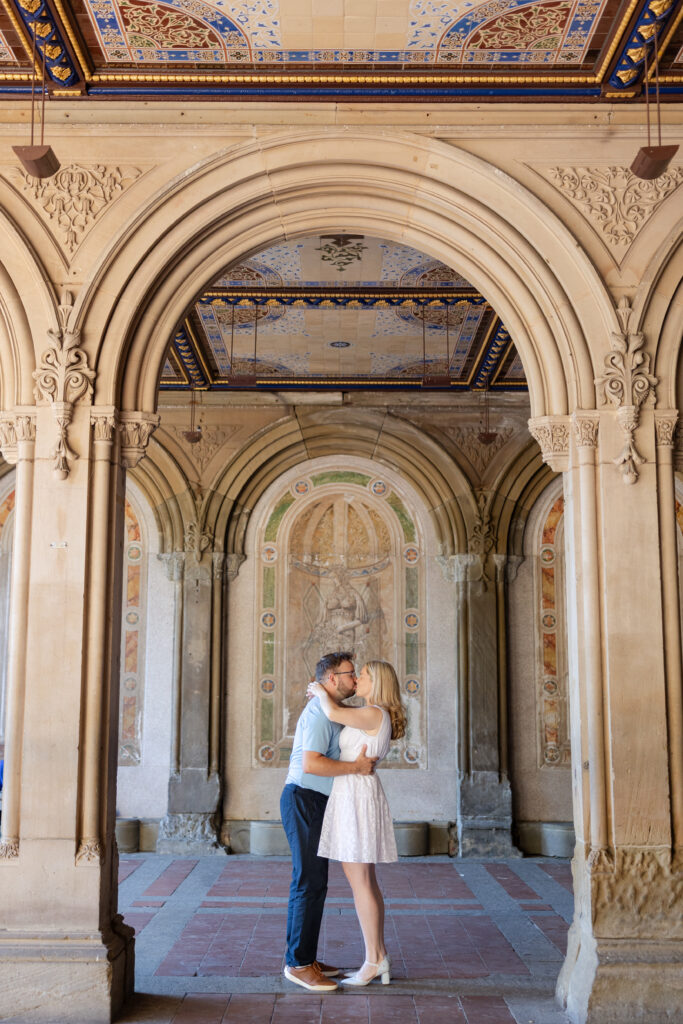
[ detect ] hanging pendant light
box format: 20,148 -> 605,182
13,25 -> 59,179
477,383 -> 498,446
631,24 -> 678,181
182,387 -> 202,444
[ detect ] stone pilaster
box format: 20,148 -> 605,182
0,401 -> 156,1022
157,520 -> 227,855
440,546 -> 519,858
555,405 -> 683,1024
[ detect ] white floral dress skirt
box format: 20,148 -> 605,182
318,707 -> 398,863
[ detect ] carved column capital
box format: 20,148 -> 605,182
0,408 -> 36,465
118,411 -> 160,468
528,415 -> 571,472
437,552 -> 482,584
225,553 -> 246,581
160,551 -> 185,582
654,410 -> 678,448
90,406 -> 119,444
573,412 -> 600,448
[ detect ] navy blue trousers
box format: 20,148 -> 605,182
280,783 -> 329,968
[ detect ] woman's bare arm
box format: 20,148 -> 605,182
308,683 -> 383,732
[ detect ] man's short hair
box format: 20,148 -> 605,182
315,651 -> 354,682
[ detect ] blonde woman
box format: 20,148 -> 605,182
307,659 -> 407,987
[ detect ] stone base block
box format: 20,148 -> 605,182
221,820 -> 251,854
115,817 -> 140,854
459,819 -> 522,857
559,935 -> 683,1024
517,820 -> 575,858
156,812 -> 225,856
395,822 -> 428,856
428,821 -> 452,855
139,818 -> 160,852
250,821 -> 289,856
0,930 -> 133,1024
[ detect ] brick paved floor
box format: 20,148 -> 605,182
116,855 -> 574,1024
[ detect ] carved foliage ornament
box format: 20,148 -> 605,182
119,412 -> 160,468
591,848 -> 683,939
33,292 -> 95,480
546,166 -> 683,256
185,518 -> 214,562
6,164 -> 142,256
595,298 -> 657,484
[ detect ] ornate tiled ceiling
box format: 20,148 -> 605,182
0,0 -> 681,98
159,235 -> 527,391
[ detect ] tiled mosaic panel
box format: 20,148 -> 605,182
256,471 -> 424,769
0,487 -> 14,748
538,495 -> 569,767
83,0 -> 608,65
119,498 -> 147,766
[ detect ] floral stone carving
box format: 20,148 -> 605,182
545,166 -> 683,257
445,425 -> 514,474
33,292 -> 95,480
595,298 -> 657,484
528,416 -> 571,472
591,848 -> 683,939
5,163 -> 142,255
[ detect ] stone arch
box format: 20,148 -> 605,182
0,214 -> 57,408
67,130 -> 615,418
640,232 -> 683,409
201,409 -> 475,559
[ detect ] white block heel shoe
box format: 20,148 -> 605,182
340,955 -> 391,986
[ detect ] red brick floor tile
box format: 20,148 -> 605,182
460,995 -> 516,1024
530,913 -> 569,954
221,994 -> 276,1022
323,997 -> 372,1023
121,910 -> 156,935
484,864 -> 538,901
414,995 -> 467,1023
367,994 -> 418,1023
171,994 -> 230,1024
118,858 -> 144,883
272,993 -> 325,1024
141,860 -> 199,901
537,862 -> 573,892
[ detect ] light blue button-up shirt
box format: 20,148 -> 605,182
285,697 -> 342,797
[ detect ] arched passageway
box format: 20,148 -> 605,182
0,131 -> 681,1024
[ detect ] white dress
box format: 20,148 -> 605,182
318,707 -> 398,863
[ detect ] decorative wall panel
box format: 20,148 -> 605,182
0,487 -> 14,751
254,470 -> 425,770
536,494 -> 570,767
118,497 -> 147,766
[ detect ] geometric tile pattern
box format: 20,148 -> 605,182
118,497 -> 147,766
1,0 -> 681,99
117,855 -> 574,1023
160,236 -> 528,392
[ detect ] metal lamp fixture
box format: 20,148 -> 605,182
13,25 -> 59,179
477,384 -> 498,446
182,388 -> 202,444
631,25 -> 678,181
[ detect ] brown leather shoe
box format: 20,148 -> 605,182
314,960 -> 340,977
284,963 -> 338,991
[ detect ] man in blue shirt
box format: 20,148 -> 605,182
281,650 -> 377,991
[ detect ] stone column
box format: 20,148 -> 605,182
157,520 -> 223,854
530,372 -> 683,1020
442,536 -> 519,857
0,376 -> 157,1020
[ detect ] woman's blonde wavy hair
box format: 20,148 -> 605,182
364,660 -> 407,740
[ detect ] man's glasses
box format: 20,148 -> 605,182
334,670 -> 356,678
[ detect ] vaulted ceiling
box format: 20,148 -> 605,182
0,0 -> 681,100
160,236 -> 527,392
